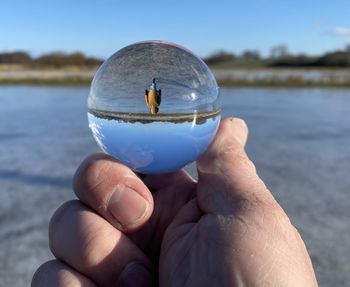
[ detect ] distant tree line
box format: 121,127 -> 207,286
0,51 -> 103,67
204,45 -> 350,68
2,46 -> 350,68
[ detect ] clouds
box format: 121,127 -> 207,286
329,27 -> 350,42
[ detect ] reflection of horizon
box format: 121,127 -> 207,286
88,108 -> 221,125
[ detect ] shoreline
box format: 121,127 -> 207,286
1,67 -> 350,87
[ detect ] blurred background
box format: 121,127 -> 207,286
1,1 -> 350,286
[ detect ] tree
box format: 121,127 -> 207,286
67,52 -> 85,66
204,50 -> 236,65
35,52 -> 102,67
84,57 -> 103,66
270,45 -> 289,58
36,52 -> 68,67
346,44 -> 350,53
241,50 -> 260,60
317,50 -> 350,67
0,51 -> 32,64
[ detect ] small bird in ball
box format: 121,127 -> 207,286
145,78 -> 161,114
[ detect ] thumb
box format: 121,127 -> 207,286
196,118 -> 269,214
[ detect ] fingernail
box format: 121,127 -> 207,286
108,184 -> 148,227
229,117 -> 248,146
229,117 -> 247,128
117,262 -> 153,287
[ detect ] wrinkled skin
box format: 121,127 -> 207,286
32,118 -> 318,287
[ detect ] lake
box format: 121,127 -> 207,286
0,86 -> 349,287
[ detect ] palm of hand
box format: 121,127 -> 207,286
132,175 -> 257,287
134,172 -> 315,287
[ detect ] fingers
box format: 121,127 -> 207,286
73,153 -> 154,233
49,200 -> 153,287
32,260 -> 96,287
196,118 -> 273,214
74,153 -> 197,263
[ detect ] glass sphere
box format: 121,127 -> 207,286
88,40 -> 220,174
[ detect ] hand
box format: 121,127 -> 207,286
32,118 -> 318,287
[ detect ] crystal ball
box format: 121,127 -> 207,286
88,40 -> 221,174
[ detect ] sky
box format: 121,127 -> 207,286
1,0 -> 350,59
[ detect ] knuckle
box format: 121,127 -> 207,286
73,154 -> 107,192
217,143 -> 257,174
31,260 -> 60,287
232,187 -> 280,218
49,200 -> 82,250
32,260 -> 93,287
79,225 -> 113,268
263,201 -> 287,221
48,200 -> 114,270
260,199 -> 292,231
49,200 -> 80,231
73,153 -> 133,200
232,153 -> 256,173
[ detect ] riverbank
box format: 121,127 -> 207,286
0,67 -> 95,86
1,66 -> 350,87
215,68 -> 350,87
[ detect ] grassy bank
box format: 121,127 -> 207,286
0,66 -> 95,86
217,78 -> 350,88
1,67 -> 350,87
0,78 -> 92,86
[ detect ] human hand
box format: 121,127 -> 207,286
32,118 -> 318,287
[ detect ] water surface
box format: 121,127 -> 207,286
0,86 -> 349,287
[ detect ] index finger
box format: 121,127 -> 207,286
73,153 -> 154,233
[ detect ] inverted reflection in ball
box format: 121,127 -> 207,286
88,41 -> 221,174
